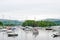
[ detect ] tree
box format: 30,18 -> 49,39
0,22 -> 3,28
22,20 -> 37,27
37,21 -> 56,27
22,20 -> 56,27
0,22 -> 3,26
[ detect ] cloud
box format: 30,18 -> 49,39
0,0 -> 60,20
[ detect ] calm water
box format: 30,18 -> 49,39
0,27 -> 60,40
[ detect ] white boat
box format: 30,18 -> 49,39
51,26 -> 60,38
7,30 -> 13,33
52,32 -> 60,38
1,29 -> 7,32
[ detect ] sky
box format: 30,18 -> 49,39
0,0 -> 60,21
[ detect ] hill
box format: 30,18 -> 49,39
0,19 -> 23,26
44,19 -> 60,25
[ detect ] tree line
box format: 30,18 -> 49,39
22,20 -> 56,27
0,20 -> 59,27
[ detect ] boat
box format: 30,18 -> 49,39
8,33 -> 18,37
1,29 -> 7,32
7,30 -> 13,33
45,28 -> 53,30
53,34 -> 60,38
45,27 -> 53,30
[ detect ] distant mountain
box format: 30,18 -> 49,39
44,19 -> 60,25
45,19 -> 60,21
0,19 -> 23,26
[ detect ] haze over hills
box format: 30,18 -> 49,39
45,19 -> 60,21
0,18 -> 60,26
44,19 -> 60,25
0,19 -> 23,26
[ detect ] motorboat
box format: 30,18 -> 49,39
45,28 -> 53,30
52,32 -> 60,38
8,32 -> 18,37
45,27 -> 53,30
7,30 -> 13,33
1,29 -> 7,32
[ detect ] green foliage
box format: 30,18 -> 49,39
0,19 -> 22,26
0,22 -> 3,26
22,20 -> 56,27
37,21 -> 56,27
22,20 -> 37,27
5,24 -> 16,26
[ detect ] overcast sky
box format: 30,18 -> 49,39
0,0 -> 60,20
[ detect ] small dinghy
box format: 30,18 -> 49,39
8,33 -> 18,37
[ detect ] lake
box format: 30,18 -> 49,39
0,27 -> 60,40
